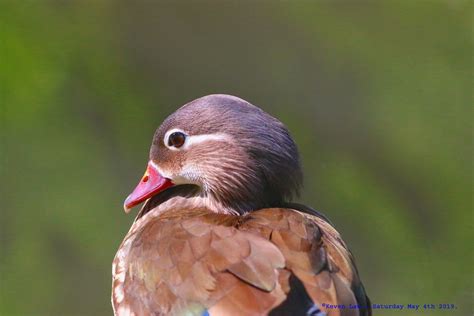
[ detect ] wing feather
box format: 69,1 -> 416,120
112,208 -> 370,316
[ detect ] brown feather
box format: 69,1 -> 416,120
112,207 -> 370,315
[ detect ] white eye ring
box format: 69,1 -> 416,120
164,128 -> 188,150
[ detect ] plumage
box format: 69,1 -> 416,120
113,94 -> 371,316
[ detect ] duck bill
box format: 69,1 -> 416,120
123,161 -> 173,213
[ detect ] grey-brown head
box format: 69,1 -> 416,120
124,94 -> 303,215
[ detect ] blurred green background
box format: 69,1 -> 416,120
1,1 -> 472,315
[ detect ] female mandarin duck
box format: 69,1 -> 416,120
112,95 -> 371,316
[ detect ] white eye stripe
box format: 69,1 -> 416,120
164,128 -> 232,151
185,133 -> 232,147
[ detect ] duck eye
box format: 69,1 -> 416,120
168,131 -> 186,148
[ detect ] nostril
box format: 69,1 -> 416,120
142,175 -> 149,183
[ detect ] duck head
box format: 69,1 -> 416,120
124,94 -> 303,215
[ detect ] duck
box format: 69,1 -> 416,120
112,94 -> 371,316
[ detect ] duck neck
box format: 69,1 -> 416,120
134,184 -> 240,222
